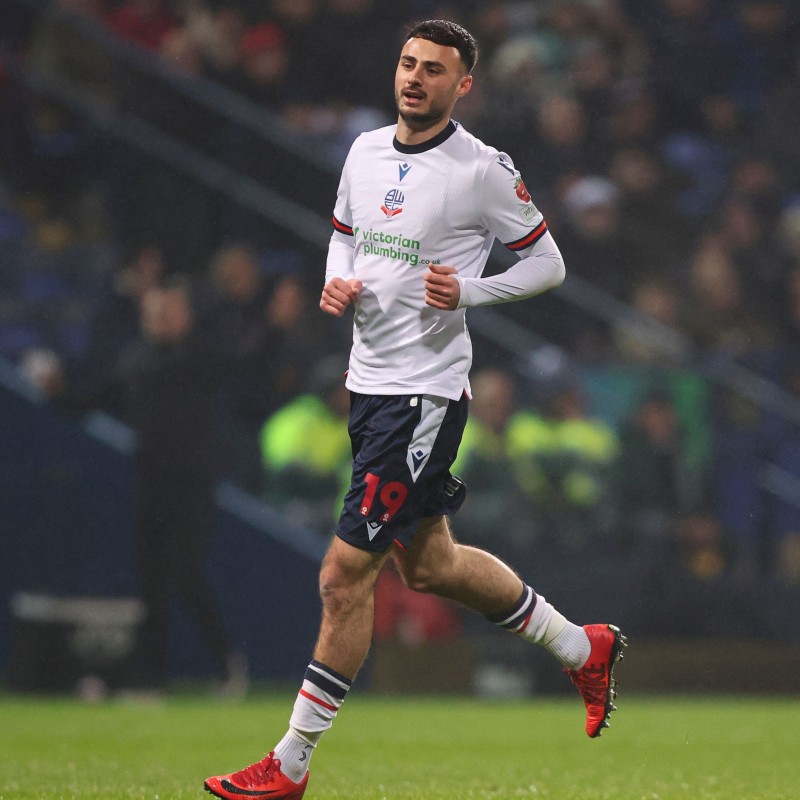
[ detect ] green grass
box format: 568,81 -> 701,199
1,692 -> 798,799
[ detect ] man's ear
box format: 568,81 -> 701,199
456,74 -> 473,98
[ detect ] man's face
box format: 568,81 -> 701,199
394,37 -> 471,132
141,288 -> 192,342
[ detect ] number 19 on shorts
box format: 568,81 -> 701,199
360,472 -> 409,523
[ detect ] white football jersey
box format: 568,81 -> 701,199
326,120 -> 548,400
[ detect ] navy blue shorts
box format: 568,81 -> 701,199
336,392 -> 469,552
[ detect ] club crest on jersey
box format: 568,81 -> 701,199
380,188 -> 404,218
514,177 -> 531,203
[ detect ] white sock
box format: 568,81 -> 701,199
542,614 -> 591,669
273,729 -> 314,784
488,584 -> 590,669
273,660 -> 352,783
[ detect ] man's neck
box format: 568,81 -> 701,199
395,115 -> 452,146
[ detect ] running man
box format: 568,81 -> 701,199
205,19 -> 626,800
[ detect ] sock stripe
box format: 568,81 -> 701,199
515,609 -> 534,633
304,666 -> 349,700
298,688 -> 339,712
308,660 -> 352,690
487,585 -> 536,629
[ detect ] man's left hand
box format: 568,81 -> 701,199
424,264 -> 460,310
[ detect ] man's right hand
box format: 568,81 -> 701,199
320,277 -> 362,317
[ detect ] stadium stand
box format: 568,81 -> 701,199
2,0 -> 800,690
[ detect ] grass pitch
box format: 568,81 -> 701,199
1,692 -> 797,800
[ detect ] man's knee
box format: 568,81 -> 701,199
395,548 -> 457,594
396,561 -> 444,594
318,537 -> 386,614
395,517 -> 457,594
318,558 -> 355,613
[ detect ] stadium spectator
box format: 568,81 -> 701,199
261,269 -> 353,405
183,1 -> 245,86
642,0 -> 732,131
614,389 -> 711,555
680,232 -> 777,358
757,46 -> 800,180
449,367 -> 545,569
314,0 -> 400,111
198,242 -> 286,490
262,0 -> 325,102
454,366 -> 621,560
718,185 -> 787,318
604,89 -> 662,152
536,378 -> 620,554
103,0 -> 180,52
234,22 -> 291,107
258,354 -> 352,533
607,146 -> 686,277
612,275 -> 683,366
549,175 -> 647,356
26,0 -> 117,104
723,0 -> 797,117
196,244 -> 351,493
79,243 -> 165,382
28,277 -> 251,697
528,93 -> 598,205
158,25 -> 203,75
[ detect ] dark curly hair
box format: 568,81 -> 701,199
405,19 -> 479,74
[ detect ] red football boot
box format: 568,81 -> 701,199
204,752 -> 308,800
565,623 -> 627,738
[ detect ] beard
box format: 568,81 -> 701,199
396,91 -> 450,131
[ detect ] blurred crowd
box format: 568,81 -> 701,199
2,0 -> 800,607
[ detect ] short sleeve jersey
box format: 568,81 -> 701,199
328,120 -> 547,400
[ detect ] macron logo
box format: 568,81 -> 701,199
399,162 -> 411,181
366,521 -> 383,540
408,448 -> 429,481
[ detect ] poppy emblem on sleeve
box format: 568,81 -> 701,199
515,177 -> 531,203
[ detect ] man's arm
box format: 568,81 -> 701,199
423,230 -> 565,311
321,236 -> 362,317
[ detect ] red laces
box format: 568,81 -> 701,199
235,753 -> 282,788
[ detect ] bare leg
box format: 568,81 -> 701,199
312,535 -> 392,679
393,515 -> 523,615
